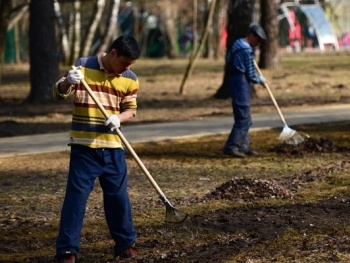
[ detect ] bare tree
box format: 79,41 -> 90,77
54,0 -> 71,65
191,0 -> 198,58
259,0 -> 280,69
9,2 -> 29,63
27,0 -> 59,103
213,0 -> 253,99
202,0 -> 213,58
0,2 -> 13,82
97,0 -> 120,54
53,0 -> 82,66
7,2 -> 28,30
179,0 -> 217,95
158,0 -> 178,58
81,0 -> 106,57
54,0 -> 120,62
0,0 -> 28,85
70,0 -> 81,63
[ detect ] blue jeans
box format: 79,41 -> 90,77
56,145 -> 136,256
224,73 -> 252,153
224,104 -> 252,153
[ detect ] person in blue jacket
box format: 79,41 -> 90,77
223,24 -> 266,158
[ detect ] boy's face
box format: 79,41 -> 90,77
109,49 -> 137,75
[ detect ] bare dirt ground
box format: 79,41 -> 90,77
1,53 -> 350,262
1,131 -> 350,263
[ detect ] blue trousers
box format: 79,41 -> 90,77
224,103 -> 252,153
56,145 -> 136,256
224,73 -> 252,153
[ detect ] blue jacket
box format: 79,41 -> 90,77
226,38 -> 263,106
226,38 -> 261,84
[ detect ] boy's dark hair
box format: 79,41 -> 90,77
108,36 -> 141,59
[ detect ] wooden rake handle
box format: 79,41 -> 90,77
253,60 -> 288,126
74,67 -> 166,199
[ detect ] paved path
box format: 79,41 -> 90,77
1,104 -> 350,158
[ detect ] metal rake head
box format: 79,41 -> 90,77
163,201 -> 188,224
284,132 -> 310,145
278,125 -> 296,141
278,125 -> 310,145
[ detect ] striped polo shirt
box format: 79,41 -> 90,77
53,54 -> 139,149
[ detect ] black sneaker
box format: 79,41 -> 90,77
56,252 -> 76,263
223,149 -> 246,158
115,244 -> 138,259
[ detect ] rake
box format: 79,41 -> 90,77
75,68 -> 188,224
254,60 -> 309,145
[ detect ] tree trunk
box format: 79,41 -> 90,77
7,2 -> 28,30
202,0 -> 210,58
158,0 -> 177,58
191,0 -> 198,59
211,0 -> 224,60
54,0 -> 70,65
213,0 -> 253,99
179,0 -> 217,95
259,0 -> 280,69
97,0 -> 120,54
81,0 -> 105,57
0,1 -> 30,84
28,0 -> 59,103
71,0 -> 81,64
0,1 -> 11,85
10,2 -> 29,64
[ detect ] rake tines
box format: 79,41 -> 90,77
162,197 -> 188,224
278,125 -> 310,145
284,132 -> 310,145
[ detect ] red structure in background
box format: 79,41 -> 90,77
288,9 -> 303,51
219,11 -> 227,50
341,32 -> 350,50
